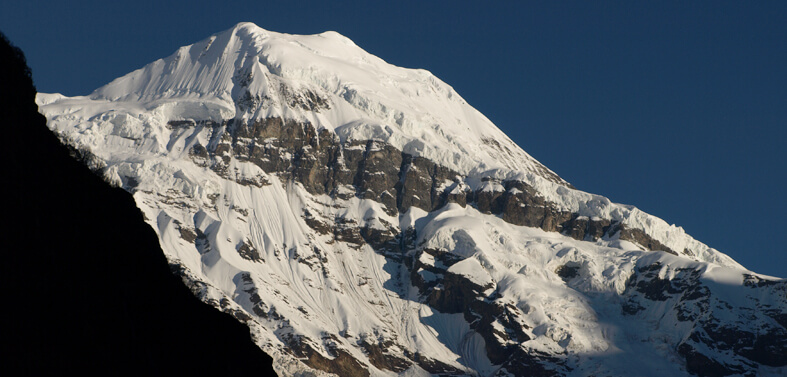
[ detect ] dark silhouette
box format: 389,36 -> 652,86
0,32 -> 277,376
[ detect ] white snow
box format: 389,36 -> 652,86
35,22 -> 782,377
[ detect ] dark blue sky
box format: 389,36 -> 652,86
3,1 -> 785,277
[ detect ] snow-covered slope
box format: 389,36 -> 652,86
38,23 -> 785,377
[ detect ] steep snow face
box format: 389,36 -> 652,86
38,23 -> 785,377
88,22 -> 561,185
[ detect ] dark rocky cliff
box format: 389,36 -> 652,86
0,33 -> 277,376
183,116 -> 680,257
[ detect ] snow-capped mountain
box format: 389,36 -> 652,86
37,23 -> 785,376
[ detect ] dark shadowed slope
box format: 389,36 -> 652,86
0,33 -> 277,376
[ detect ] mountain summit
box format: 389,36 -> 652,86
38,23 -> 785,377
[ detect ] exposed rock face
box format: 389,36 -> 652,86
195,116 -> 680,257
623,263 -> 787,377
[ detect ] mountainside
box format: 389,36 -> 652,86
37,23 -> 785,377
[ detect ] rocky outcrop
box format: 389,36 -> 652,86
623,263 -> 787,376
408,244 -> 565,376
278,333 -> 369,377
357,337 -> 411,373
194,116 -> 682,258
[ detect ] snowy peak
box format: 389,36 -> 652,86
37,23 -> 785,377
91,22 -> 271,101
42,22 -> 744,277
87,22 -> 566,186
91,22 -> 408,107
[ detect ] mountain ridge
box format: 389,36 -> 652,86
37,23 -> 785,376
41,23 -> 740,269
